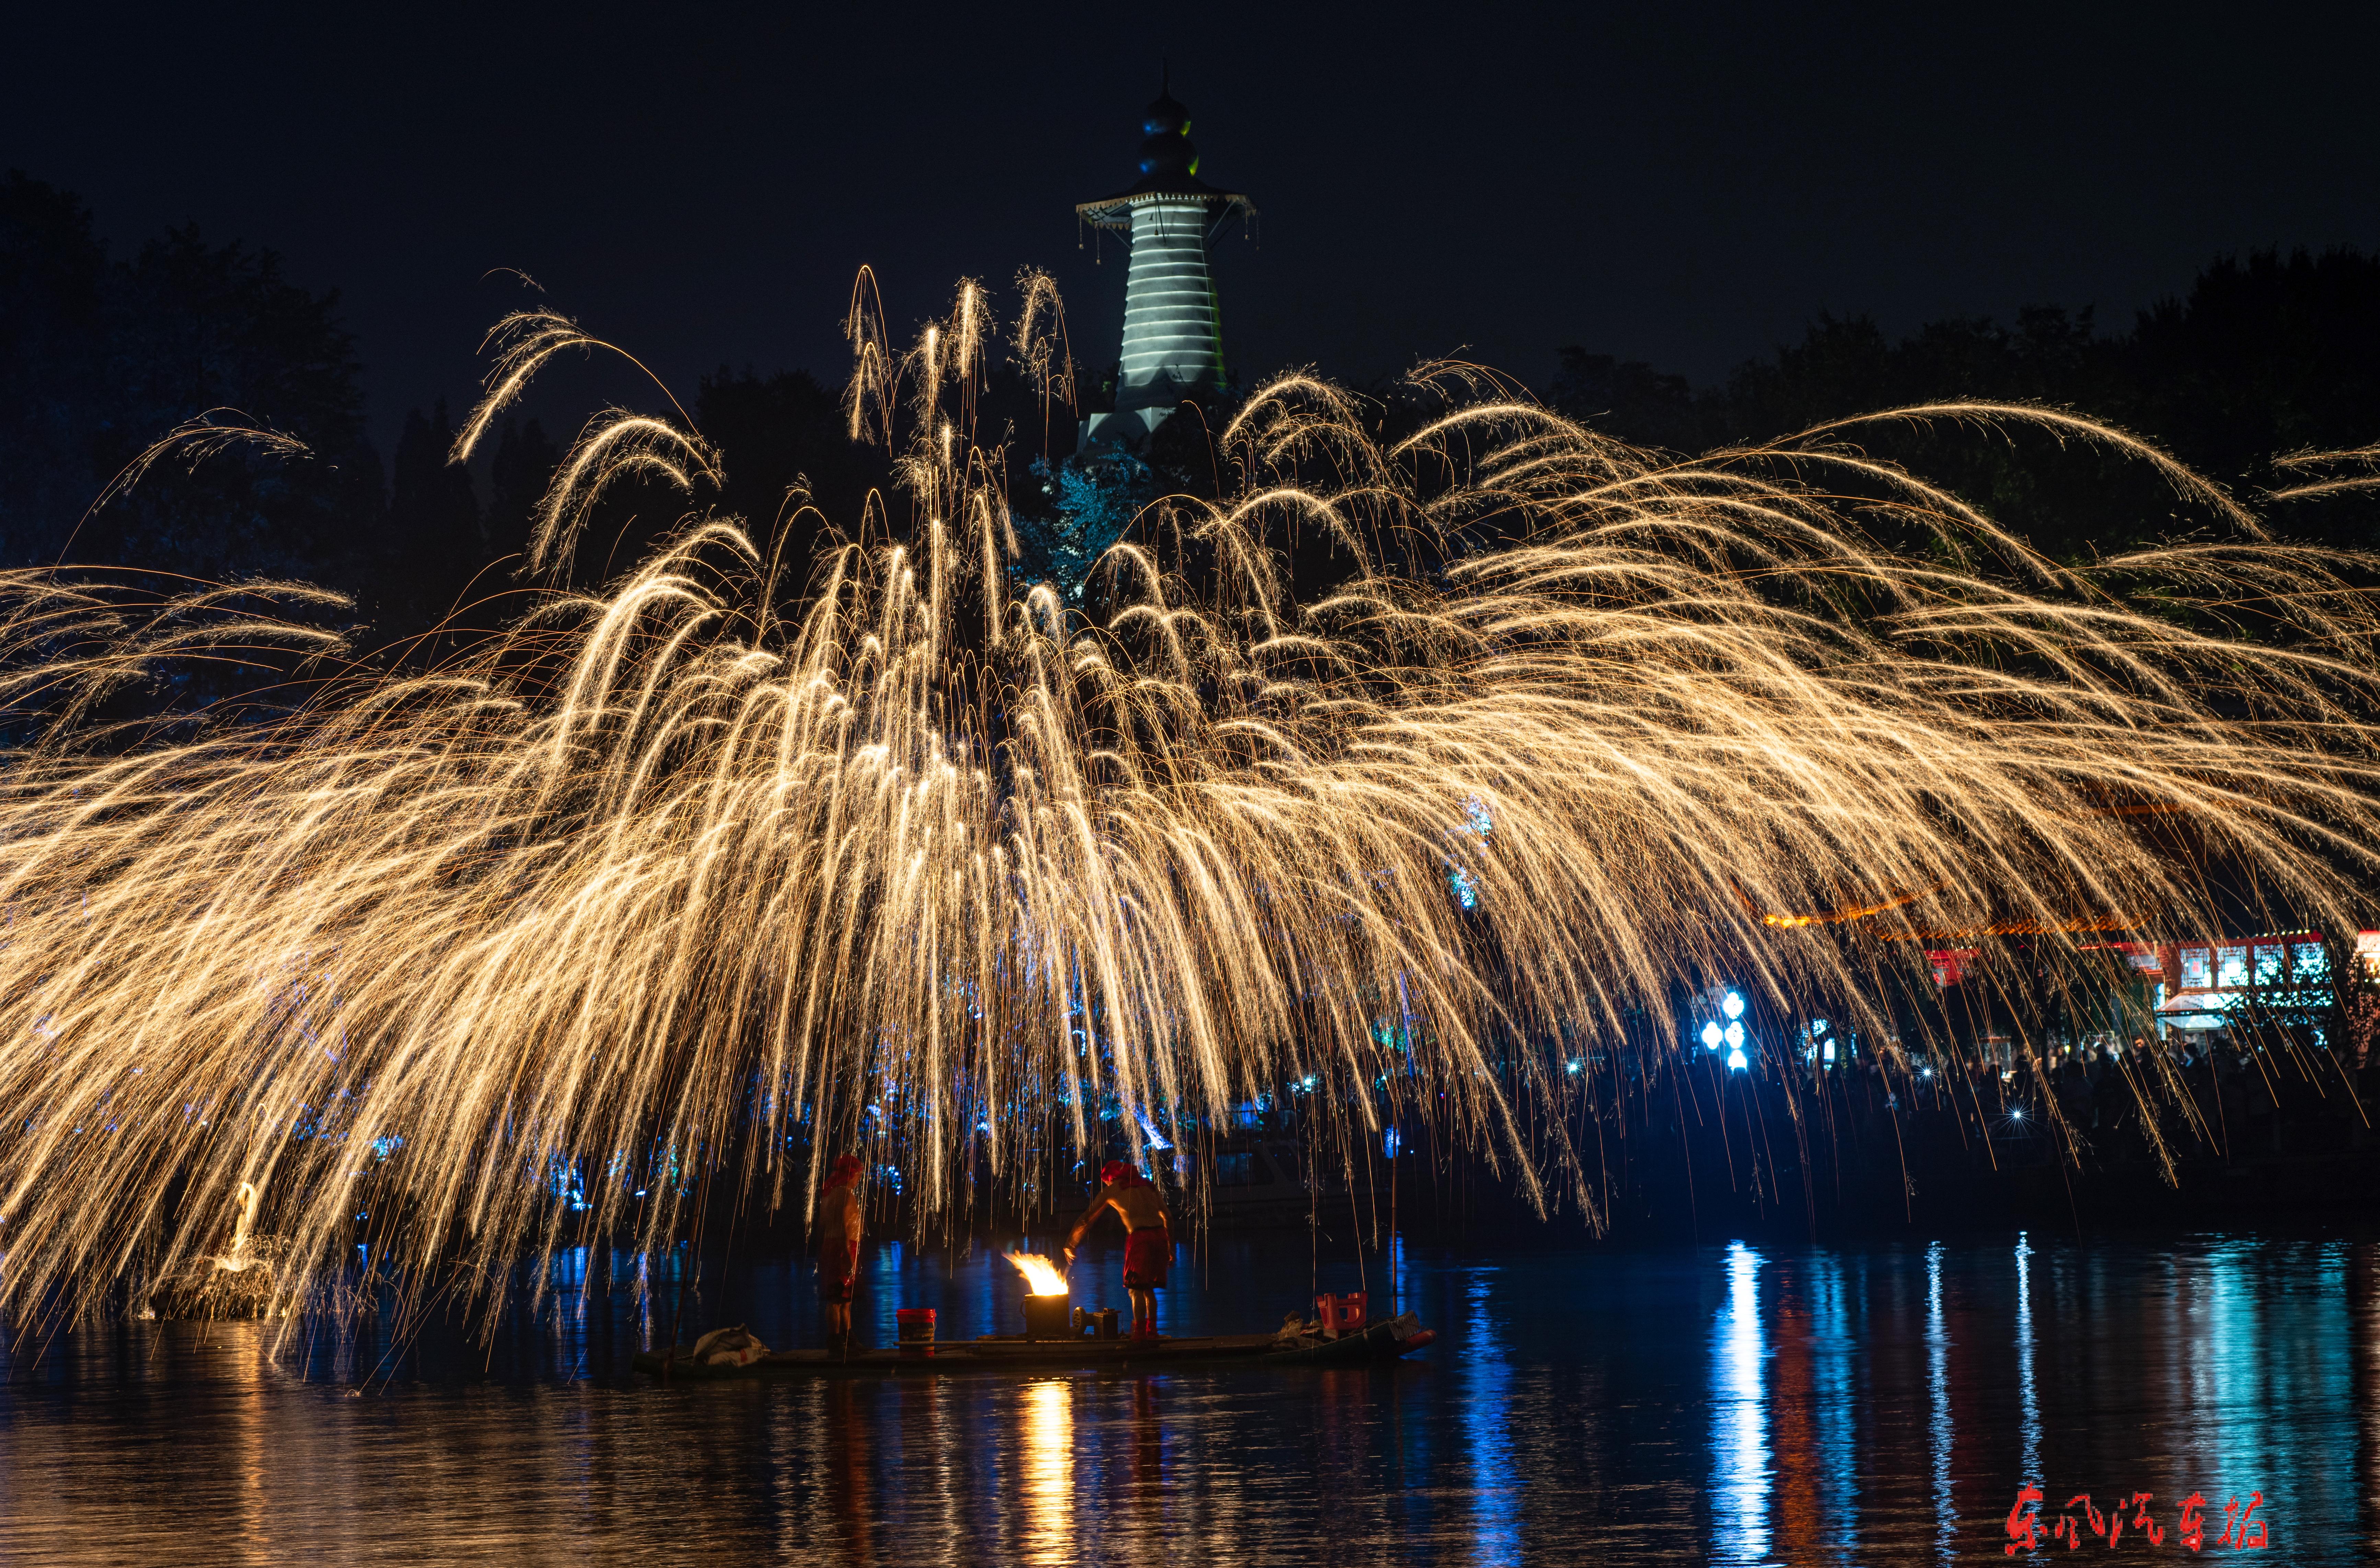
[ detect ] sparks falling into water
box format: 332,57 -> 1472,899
4,272 -> 2380,1334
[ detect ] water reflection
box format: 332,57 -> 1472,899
2360,1244 -> 2380,1534
1807,1252 -> 1855,1562
1926,1240 -> 1956,1561
1461,1269 -> 1518,1564
1020,1378 -> 1072,1565
2014,1230 -> 2039,1487
1131,1376 -> 1163,1498
825,1378 -> 878,1562
2199,1243 -> 2258,1524
0,1232 -> 2372,1564
1709,1241 -> 1769,1564
230,1324 -> 271,1565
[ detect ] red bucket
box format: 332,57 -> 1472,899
896,1307 -> 936,1356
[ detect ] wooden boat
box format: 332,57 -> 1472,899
632,1312 -> 1438,1380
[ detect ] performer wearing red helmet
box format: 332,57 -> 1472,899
1063,1160 -> 1173,1342
815,1154 -> 864,1360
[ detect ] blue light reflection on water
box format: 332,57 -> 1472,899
2180,1238 -> 2359,1550
2014,1229 -> 2039,1488
1808,1251 -> 1856,1564
1926,1239 -> 1956,1561
0,1231 -> 2373,1564
2202,1242 -> 2257,1531
1709,1240 -> 1770,1564
1461,1268 -> 1519,1565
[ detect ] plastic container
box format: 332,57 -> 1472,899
896,1307 -> 936,1356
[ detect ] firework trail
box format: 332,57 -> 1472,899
3,276 -> 2377,1330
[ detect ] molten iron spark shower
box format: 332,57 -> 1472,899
3,271 -> 2380,1335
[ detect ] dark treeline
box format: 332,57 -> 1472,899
0,175 -> 891,648
2,173 -> 387,600
1550,247 -> 2380,557
1529,1029 -> 2380,1244
12,163 -> 2380,673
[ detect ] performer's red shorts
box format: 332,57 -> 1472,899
819,1238 -> 859,1303
1122,1226 -> 1169,1289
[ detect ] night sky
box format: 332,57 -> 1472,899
9,1 -> 2375,457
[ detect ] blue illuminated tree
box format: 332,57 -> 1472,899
1015,450 -> 1152,600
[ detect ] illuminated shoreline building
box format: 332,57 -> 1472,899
1077,78 -> 1255,451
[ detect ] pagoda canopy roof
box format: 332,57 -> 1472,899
1077,178 -> 1255,228
1077,77 -> 1256,229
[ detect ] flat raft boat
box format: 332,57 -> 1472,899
634,1312 -> 1438,1380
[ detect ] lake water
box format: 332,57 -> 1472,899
2,1228 -> 2371,1563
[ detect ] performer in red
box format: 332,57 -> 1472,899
1063,1161 -> 1173,1341
815,1154 -> 864,1359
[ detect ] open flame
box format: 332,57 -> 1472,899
1005,1251 -> 1068,1296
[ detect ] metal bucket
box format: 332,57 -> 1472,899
896,1307 -> 936,1356
1023,1293 -> 1073,1340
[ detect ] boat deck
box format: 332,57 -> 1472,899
634,1314 -> 1435,1380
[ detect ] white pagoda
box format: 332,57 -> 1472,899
1077,79 -> 1255,451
